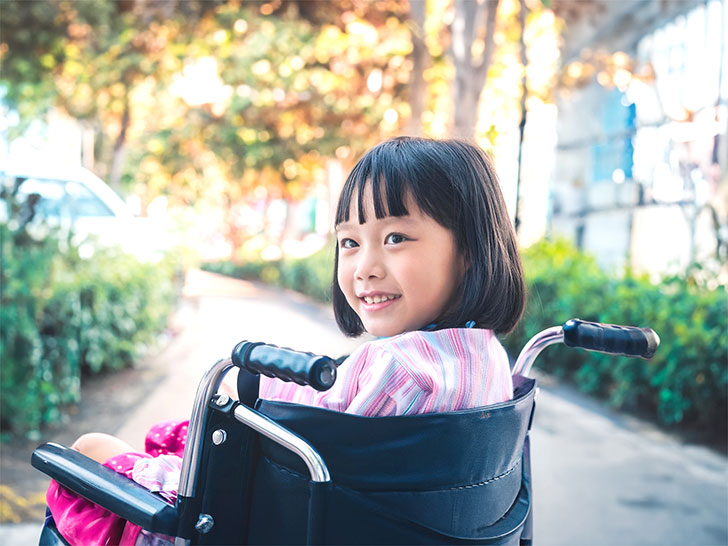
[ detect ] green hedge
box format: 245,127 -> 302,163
0,197 -> 178,436
502,239 -> 727,440
204,243 -> 335,303
205,239 -> 727,441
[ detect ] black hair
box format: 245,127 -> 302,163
332,136 -> 525,337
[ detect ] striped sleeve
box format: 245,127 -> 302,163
341,345 -> 429,416
258,343 -> 428,416
259,328 -> 513,417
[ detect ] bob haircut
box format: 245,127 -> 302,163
332,136 -> 525,337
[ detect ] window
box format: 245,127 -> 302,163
17,177 -> 115,219
590,89 -> 636,184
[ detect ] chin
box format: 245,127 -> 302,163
364,324 -> 408,338
364,325 -> 392,338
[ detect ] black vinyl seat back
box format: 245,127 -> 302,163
245,375 -> 537,544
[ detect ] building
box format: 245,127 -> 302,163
549,0 -> 727,278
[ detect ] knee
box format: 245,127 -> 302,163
71,432 -> 113,456
70,432 -> 137,463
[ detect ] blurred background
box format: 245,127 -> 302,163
0,0 -> 726,533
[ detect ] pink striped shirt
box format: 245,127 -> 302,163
259,328 -> 513,416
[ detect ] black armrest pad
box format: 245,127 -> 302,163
32,443 -> 178,536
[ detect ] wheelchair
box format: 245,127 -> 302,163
32,319 -> 659,545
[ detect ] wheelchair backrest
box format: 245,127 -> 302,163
229,375 -> 537,544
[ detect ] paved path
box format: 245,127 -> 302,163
2,269 -> 726,545
530,373 -> 727,545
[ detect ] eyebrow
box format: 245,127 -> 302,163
335,215 -> 414,231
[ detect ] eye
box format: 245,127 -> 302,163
385,233 -> 409,245
339,238 -> 358,249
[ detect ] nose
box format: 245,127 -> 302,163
354,246 -> 385,281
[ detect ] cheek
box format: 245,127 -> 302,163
429,250 -> 464,299
337,258 -> 354,296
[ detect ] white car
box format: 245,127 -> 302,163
0,163 -> 168,260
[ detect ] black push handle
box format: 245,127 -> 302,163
232,341 -> 337,391
563,319 -> 660,359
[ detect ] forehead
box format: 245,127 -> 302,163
339,177 -> 414,225
338,190 -> 425,232
351,181 -> 412,210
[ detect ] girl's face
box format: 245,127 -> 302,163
336,185 -> 466,338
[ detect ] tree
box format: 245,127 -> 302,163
0,0 -> 114,129
2,0 -> 562,253
514,0 -> 528,233
113,1 -> 417,249
0,0 -> 224,189
405,0 -> 427,136
450,0 -> 500,138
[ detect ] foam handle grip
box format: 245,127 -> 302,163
232,341 -> 337,391
562,319 -> 660,359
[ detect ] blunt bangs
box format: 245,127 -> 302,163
334,138 -> 455,230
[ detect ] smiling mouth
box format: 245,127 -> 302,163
361,294 -> 401,305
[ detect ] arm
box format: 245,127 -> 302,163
339,345 -> 431,417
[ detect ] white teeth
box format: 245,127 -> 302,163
363,295 -> 398,304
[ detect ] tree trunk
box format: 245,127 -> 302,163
406,0 -> 427,136
81,123 -> 95,171
451,0 -> 500,139
108,95 -> 130,192
514,0 -> 528,234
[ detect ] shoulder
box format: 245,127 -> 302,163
368,327 -> 501,359
341,335 -> 430,393
351,327 -> 504,377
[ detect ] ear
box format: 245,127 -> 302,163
459,250 -> 471,275
454,252 -> 470,287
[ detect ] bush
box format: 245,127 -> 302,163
204,242 -> 335,302
208,238 -> 727,442
501,239 -> 727,441
0,189 -> 178,436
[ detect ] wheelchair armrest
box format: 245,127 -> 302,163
32,442 -> 178,536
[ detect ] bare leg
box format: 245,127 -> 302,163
72,433 -> 138,464
218,366 -> 239,400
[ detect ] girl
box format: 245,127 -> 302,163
47,136 -> 526,545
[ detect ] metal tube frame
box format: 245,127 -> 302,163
511,326 -> 564,377
178,358 -> 233,498
175,357 -> 331,546
233,404 -> 330,482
